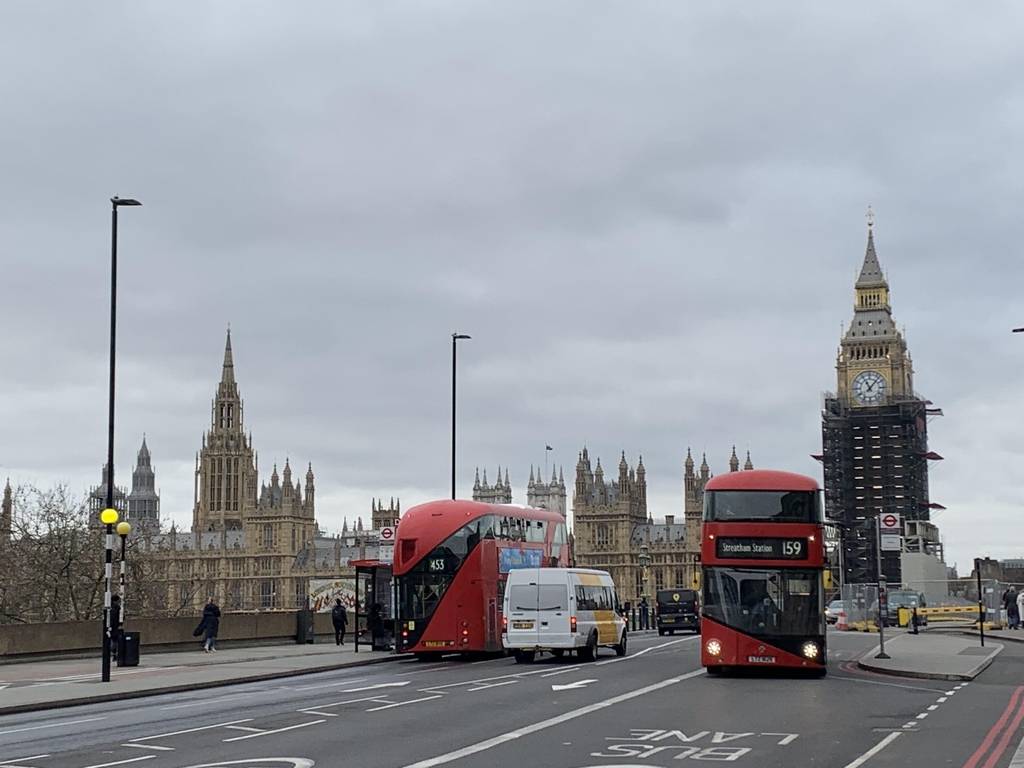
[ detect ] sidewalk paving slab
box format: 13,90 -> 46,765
856,630 -> 1002,681
0,642 -> 401,717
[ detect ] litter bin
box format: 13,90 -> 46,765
117,631 -> 140,667
296,609 -> 315,644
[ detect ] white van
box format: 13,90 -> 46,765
502,567 -> 627,662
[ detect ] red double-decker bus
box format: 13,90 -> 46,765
393,500 -> 571,658
700,469 -> 827,676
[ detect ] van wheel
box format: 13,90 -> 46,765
579,632 -> 598,662
614,631 -> 627,657
669,630 -> 675,636
658,628 -> 665,636
551,649 -> 565,658
513,650 -> 535,664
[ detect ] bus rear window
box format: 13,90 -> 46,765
703,490 -> 821,523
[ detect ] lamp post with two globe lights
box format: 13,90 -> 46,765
101,196 -> 141,682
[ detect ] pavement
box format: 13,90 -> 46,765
0,639 -> 399,716
855,627 -> 1003,680
0,626 -> 1001,717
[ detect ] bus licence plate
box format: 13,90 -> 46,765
424,641 -> 448,647
513,621 -> 534,629
747,655 -> 776,664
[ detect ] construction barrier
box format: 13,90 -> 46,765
918,605 -> 980,616
835,611 -> 849,631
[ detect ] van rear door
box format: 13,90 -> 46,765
536,573 -> 571,647
506,579 -> 540,647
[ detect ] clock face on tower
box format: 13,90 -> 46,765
852,370 -> 888,405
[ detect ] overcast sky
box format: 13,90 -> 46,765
2,3 -> 1023,573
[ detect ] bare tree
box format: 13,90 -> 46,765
0,484 -> 169,624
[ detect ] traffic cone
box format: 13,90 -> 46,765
836,610 -> 849,631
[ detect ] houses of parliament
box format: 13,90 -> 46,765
89,332 -> 386,614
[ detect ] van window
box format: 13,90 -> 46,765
575,584 -> 614,611
508,584 -> 569,611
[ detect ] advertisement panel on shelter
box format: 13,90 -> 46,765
499,547 -> 543,573
309,578 -> 356,612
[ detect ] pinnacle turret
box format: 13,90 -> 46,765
221,328 -> 235,385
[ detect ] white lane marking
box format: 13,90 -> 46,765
552,679 -> 597,691
222,720 -> 325,742
295,695 -> 389,711
466,680 -> 518,692
366,695 -> 443,712
843,732 -> 902,768
541,666 -> 582,678
224,726 -> 265,733
830,675 -> 947,693
403,668 -> 706,768
596,635 -> 699,665
297,710 -> 338,718
937,697 -> 948,702
161,692 -> 258,710
946,690 -> 956,695
927,705 -> 939,711
420,668 -> 550,693
82,758 -> 155,768
0,717 -> 105,736
129,719 -> 254,742
336,681 -> 409,693
916,713 -> 929,719
1008,731 -> 1024,768
292,676 -> 369,691
0,756 -> 50,765
121,744 -> 174,752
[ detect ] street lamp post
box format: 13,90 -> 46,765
100,508 -> 118,682
102,195 -> 140,682
451,333 -> 471,500
638,543 -> 652,629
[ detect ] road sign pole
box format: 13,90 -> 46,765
875,513 -> 890,659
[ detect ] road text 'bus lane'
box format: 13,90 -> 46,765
587,728 -> 798,762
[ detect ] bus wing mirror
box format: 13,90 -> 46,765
823,571 -> 834,590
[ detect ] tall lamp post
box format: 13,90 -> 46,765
102,195 -> 141,682
638,543 -> 652,629
451,333 -> 471,500
100,507 -> 118,682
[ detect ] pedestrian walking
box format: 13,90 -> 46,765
1004,587 -> 1020,630
639,597 -> 649,630
197,598 -> 221,652
331,599 -> 348,646
1016,590 -> 1024,632
109,595 -> 122,659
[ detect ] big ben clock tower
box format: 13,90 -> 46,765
822,211 -> 939,586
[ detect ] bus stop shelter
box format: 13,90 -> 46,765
351,559 -> 393,652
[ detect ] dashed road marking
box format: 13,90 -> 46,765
366,695 -> 443,712
129,719 -> 254,742
843,732 -> 901,768
0,717 -> 105,736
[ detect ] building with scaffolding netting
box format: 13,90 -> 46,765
820,212 -> 943,587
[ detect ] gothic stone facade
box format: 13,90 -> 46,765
142,332 -> 377,613
574,446 -> 754,602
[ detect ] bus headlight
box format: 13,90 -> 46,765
802,641 -> 819,659
706,639 -> 722,656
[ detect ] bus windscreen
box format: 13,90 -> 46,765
704,490 -> 820,523
703,566 -> 822,637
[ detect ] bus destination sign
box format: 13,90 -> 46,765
716,537 -> 807,560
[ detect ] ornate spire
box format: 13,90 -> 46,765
221,328 -> 235,385
856,208 -> 886,289
729,446 -> 739,473
744,451 -> 753,471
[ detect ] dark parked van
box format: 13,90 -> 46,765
656,589 -> 700,635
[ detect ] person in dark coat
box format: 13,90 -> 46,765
331,599 -> 348,646
201,599 -> 221,652
1005,587 -> 1020,629
110,595 -> 122,659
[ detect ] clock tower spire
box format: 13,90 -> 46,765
835,211 -> 914,406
